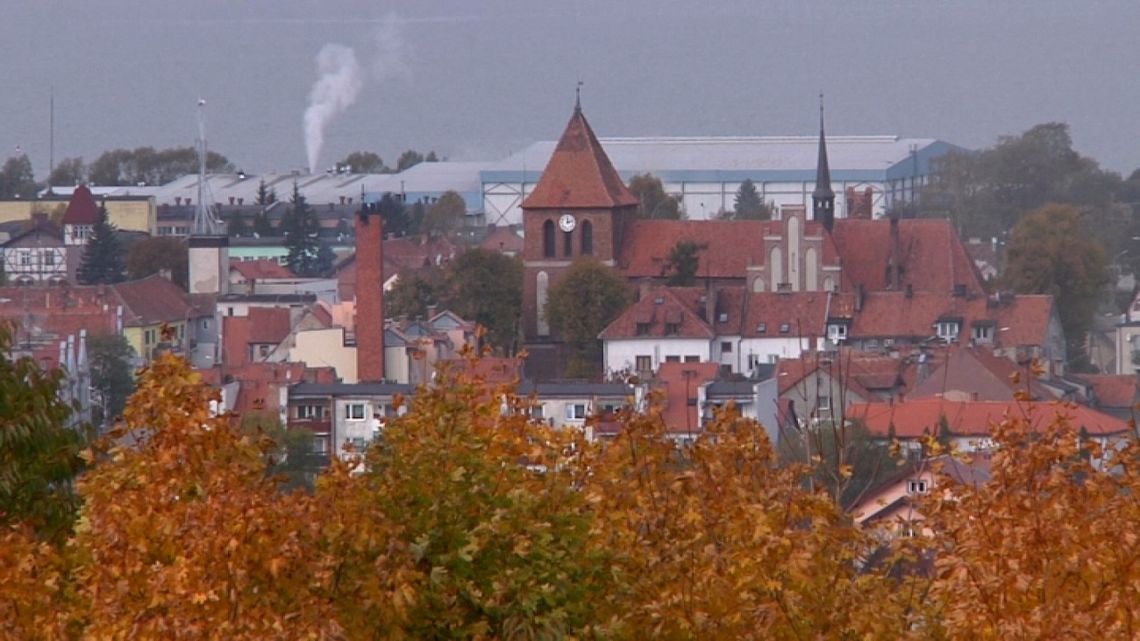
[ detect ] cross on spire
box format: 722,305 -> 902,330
575,80 -> 583,112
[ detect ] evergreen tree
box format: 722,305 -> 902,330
732,179 -> 770,220
255,178 -> 277,206
77,206 -> 126,285
378,192 -> 411,237
252,209 -> 275,237
228,210 -> 249,237
661,240 -> 706,286
282,182 -> 326,276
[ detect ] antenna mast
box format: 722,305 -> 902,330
192,99 -> 222,235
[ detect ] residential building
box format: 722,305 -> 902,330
287,382 -> 413,457
0,216 -> 69,284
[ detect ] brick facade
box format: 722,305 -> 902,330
354,209 -> 385,382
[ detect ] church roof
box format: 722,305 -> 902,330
61,184 -> 100,225
831,218 -> 984,294
521,107 -> 639,210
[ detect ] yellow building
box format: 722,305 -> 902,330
0,195 -> 155,235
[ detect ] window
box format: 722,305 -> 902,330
144,329 -> 156,345
907,479 -> 928,495
257,344 -> 271,358
972,324 -> 994,342
563,230 -> 573,257
635,355 -> 652,372
756,322 -> 767,334
635,322 -> 650,336
827,324 -> 848,342
19,252 -> 30,266
296,404 -> 324,420
43,252 -> 54,266
580,220 -> 593,255
201,319 -> 209,330
684,355 -> 699,363
818,395 -> 831,411
720,341 -> 732,354
664,322 -> 680,336
345,403 -> 366,420
565,403 -> 588,420
531,404 -> 545,419
311,436 -> 329,454
665,355 -> 680,363
935,321 -> 960,341
779,323 -> 791,334
227,307 -> 235,317
542,220 -> 555,258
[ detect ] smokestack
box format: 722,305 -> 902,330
355,203 -> 385,382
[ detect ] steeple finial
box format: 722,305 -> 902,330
575,80 -> 583,112
813,92 -> 835,231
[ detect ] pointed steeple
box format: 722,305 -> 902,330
521,103 -> 638,210
813,93 -> 835,231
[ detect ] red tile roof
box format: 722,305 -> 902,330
229,259 -> 294,280
61,185 -> 99,225
479,226 -> 524,254
851,291 -> 1053,347
1076,374 -> 1139,409
831,218 -> 984,294
248,307 -> 293,344
655,361 -> 720,434
909,347 -> 1054,401
197,361 -> 336,418
222,315 -> 252,367
849,399 -> 1129,438
740,291 -> 852,339
113,275 -> 194,326
521,108 -> 639,210
599,286 -> 714,340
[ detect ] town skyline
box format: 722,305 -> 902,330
2,0 -> 1139,179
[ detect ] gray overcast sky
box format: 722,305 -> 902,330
2,0 -> 1138,178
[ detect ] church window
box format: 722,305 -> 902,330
563,230 -> 573,257
543,220 -> 555,258
581,220 -> 593,255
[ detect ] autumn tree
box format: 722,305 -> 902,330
629,173 -> 684,219
1002,203 -> 1108,367
126,235 -> 188,289
48,156 -> 86,188
88,146 -> 233,186
0,154 -> 38,199
317,360 -> 604,638
337,150 -> 386,173
422,190 -> 467,237
385,267 -> 442,319
438,248 -> 522,353
69,350 -> 338,638
546,257 -> 631,377
77,206 -> 126,284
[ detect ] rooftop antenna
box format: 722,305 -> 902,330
192,98 -> 223,235
47,86 -> 54,194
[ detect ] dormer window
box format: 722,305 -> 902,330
636,322 -> 650,336
826,323 -> 848,342
664,322 -> 680,336
757,322 -> 767,334
779,323 -> 791,334
935,321 -> 960,341
972,323 -> 994,343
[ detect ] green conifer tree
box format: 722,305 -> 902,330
77,206 -> 126,284
282,182 -> 326,276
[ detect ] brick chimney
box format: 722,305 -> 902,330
355,204 -> 385,382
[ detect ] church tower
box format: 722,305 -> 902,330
521,99 -> 639,340
812,95 -> 836,232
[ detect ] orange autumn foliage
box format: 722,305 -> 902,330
4,350 -> 1140,639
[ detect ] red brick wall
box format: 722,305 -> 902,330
845,187 -> 874,220
355,210 -> 385,381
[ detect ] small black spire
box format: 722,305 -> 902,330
813,93 -> 835,231
575,80 -> 583,113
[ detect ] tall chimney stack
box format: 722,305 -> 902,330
355,203 -> 385,382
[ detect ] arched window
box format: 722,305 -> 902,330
770,246 -> 783,290
805,247 -> 818,291
581,220 -> 593,255
563,230 -> 573,257
543,220 -> 555,258
536,271 -> 550,336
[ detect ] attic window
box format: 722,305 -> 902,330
757,322 -> 767,334
664,322 -> 680,336
907,479 -> 929,495
972,324 -> 994,343
654,297 -> 665,305
827,323 -> 848,342
718,312 -> 728,323
636,322 -> 650,336
935,321 -> 960,341
779,323 -> 791,334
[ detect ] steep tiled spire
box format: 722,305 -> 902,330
521,104 -> 639,210
812,94 -> 836,231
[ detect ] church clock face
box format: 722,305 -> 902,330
558,213 -> 577,232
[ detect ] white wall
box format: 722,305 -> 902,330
603,337 -> 711,376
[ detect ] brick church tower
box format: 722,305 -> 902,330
521,102 -> 639,341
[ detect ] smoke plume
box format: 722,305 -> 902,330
372,13 -> 411,83
304,44 -> 362,174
